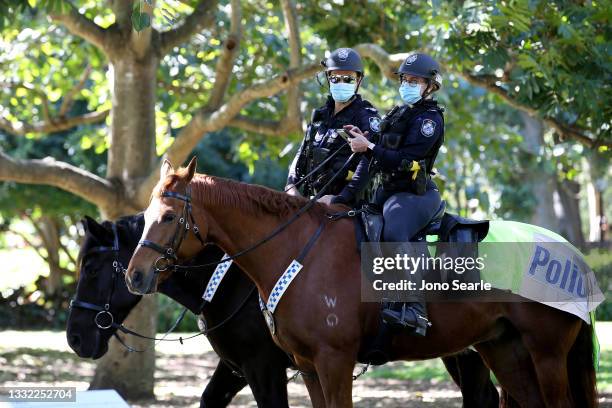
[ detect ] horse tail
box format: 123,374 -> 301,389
567,320 -> 598,407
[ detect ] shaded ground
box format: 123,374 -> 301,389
1,330 -> 611,407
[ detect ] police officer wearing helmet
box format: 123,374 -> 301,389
334,53 -> 445,336
286,48 -> 381,203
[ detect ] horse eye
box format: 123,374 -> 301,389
161,213 -> 176,223
83,264 -> 98,278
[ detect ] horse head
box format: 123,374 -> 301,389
67,215 -> 143,359
125,157 -> 211,295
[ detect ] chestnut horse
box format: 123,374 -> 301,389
126,158 -> 597,408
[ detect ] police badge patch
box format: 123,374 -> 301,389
405,54 -> 418,65
338,48 -> 349,61
421,119 -> 436,137
369,117 -> 381,132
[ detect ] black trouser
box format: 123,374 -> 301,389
374,179 -> 442,242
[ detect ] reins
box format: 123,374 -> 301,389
171,151 -> 358,272
71,221 -> 255,353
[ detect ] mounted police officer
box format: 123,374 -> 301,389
333,53 -> 445,336
285,48 -> 380,204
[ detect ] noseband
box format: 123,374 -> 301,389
138,188 -> 205,273
70,223 -> 125,330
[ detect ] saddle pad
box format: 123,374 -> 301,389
479,220 -> 604,324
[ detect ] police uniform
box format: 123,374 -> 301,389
287,94 -> 380,202
370,99 -> 444,242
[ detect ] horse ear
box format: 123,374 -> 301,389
185,156 -> 197,182
81,215 -> 109,239
160,158 -> 174,180
81,215 -> 97,232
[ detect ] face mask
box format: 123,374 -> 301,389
330,83 -> 356,103
399,82 -> 422,105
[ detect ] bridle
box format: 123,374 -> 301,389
138,187 -> 205,274
70,222 -> 192,352
70,223 -> 125,331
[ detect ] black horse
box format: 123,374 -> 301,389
67,214 -> 499,407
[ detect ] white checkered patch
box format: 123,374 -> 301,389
202,254 -> 233,302
265,260 -> 303,313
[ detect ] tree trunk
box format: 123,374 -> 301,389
556,178 -> 586,248
585,151 -> 608,243
519,112 -> 561,231
89,295 -> 158,400
90,41 -> 159,400
36,216 -> 64,295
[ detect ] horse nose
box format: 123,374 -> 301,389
68,333 -> 81,350
132,270 -> 144,288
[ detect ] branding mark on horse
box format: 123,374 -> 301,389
326,313 -> 339,327
323,295 -> 337,308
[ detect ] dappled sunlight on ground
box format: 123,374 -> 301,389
1,329 -> 611,407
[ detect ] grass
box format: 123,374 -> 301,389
365,322 -> 612,393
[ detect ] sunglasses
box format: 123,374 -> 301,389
399,75 -> 425,87
328,75 -> 358,84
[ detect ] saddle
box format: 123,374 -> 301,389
354,200 -> 489,249
354,200 -> 490,365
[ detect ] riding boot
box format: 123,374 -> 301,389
381,243 -> 431,336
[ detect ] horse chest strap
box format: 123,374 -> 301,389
202,253 -> 233,302
266,260 -> 304,314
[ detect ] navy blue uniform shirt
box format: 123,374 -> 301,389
335,100 -> 444,203
286,94 -> 380,197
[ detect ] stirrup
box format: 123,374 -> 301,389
382,304 -> 430,336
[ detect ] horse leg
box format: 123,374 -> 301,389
475,335 -> 545,407
442,350 -> 499,408
511,306 -> 581,407
499,389 -> 522,408
241,357 -> 290,408
294,355 -> 326,408
314,349 -> 355,408
302,373 -> 326,408
530,354 -> 572,408
200,361 -> 247,407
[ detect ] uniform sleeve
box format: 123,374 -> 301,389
370,111 -> 442,170
358,107 -> 381,136
286,139 -> 305,186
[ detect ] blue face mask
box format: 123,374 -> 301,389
330,83 -> 356,103
399,82 -> 422,105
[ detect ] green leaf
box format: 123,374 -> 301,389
131,1 -> 151,32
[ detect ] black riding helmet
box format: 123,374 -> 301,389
321,48 -> 364,75
396,53 -> 442,92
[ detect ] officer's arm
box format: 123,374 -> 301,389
286,139 -> 305,189
370,113 -> 441,169
332,111 -> 380,204
332,156 -> 370,204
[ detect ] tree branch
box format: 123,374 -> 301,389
136,62 -> 320,204
462,73 -> 601,148
168,63 -> 319,162
280,0 -> 303,129
353,43 -> 604,148
50,4 -> 109,52
353,43 -> 409,80
0,109 -> 109,136
160,0 -> 220,55
58,64 -> 92,118
229,115 -> 294,136
206,0 -> 242,110
0,151 -> 118,210
11,228 -> 48,263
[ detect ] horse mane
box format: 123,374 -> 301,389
159,171 -> 324,219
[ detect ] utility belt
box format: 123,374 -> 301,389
380,159 -> 429,195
